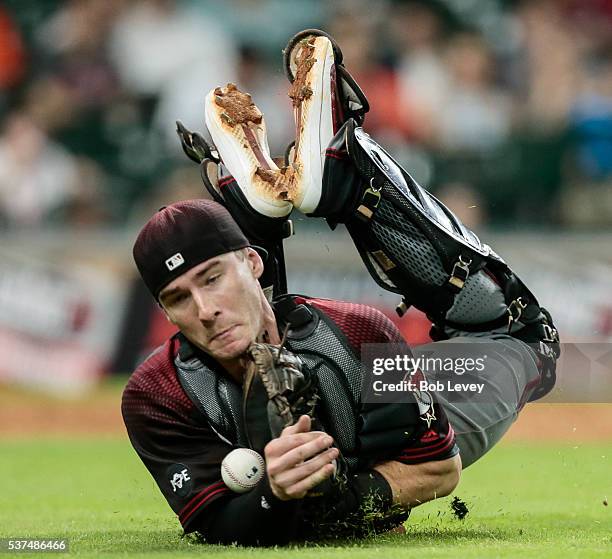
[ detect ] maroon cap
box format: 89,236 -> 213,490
133,199 -> 250,299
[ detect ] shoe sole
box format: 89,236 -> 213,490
205,84 -> 293,218
288,36 -> 335,214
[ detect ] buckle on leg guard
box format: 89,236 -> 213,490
396,298 -> 410,317
282,219 -> 295,239
541,323 -> 559,344
448,256 -> 472,292
356,177 -> 383,221
507,297 -> 527,332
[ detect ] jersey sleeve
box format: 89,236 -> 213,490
121,339 -> 233,531
304,297 -> 459,464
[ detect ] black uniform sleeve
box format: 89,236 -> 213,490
122,378 -> 232,530
122,371 -> 308,545
192,476 -> 302,545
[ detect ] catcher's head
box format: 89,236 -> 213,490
133,199 -> 271,367
133,199 -> 251,299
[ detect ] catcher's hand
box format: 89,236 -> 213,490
265,415 -> 339,501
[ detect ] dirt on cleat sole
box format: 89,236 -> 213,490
211,83 -> 298,207
288,39 -> 316,107
213,84 -> 263,126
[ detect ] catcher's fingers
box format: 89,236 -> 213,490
265,430 -> 329,458
267,434 -> 334,473
278,461 -> 337,500
282,414 -> 311,436
264,414 -> 324,459
272,446 -> 339,487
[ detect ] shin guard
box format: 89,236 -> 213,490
320,120 -> 560,400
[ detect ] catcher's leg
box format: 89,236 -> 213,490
281,31 -> 535,329
330,120 -> 559,400
418,335 -> 541,469
280,28 -> 559,400
283,28 -> 369,214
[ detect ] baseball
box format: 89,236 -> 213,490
221,448 -> 265,493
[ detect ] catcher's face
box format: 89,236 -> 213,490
159,248 -> 268,368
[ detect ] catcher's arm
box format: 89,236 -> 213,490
242,338 -> 458,535
374,454 -> 461,508
264,416 -> 461,525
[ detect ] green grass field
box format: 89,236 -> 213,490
1,439 -> 610,558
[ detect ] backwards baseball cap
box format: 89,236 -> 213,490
133,199 -> 251,299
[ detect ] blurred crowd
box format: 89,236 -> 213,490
1,0 -> 611,231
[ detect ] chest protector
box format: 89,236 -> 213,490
174,298 -> 363,463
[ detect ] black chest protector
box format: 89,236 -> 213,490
174,297 -> 363,463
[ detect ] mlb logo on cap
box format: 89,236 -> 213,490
165,253 -> 185,271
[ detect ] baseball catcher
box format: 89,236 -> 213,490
123,29 -> 559,545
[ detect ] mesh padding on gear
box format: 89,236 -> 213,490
446,270 -> 507,324
287,300 -> 408,470
371,199 -> 447,286
297,355 -> 357,464
305,298 -> 405,349
287,316 -> 361,458
370,199 -> 507,325
349,128 -> 487,256
175,354 -> 247,446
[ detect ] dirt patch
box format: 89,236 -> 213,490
1,386 -> 611,441
505,403 -> 612,442
288,38 -> 315,107
0,385 -> 124,437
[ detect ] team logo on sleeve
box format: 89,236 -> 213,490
166,463 -> 192,497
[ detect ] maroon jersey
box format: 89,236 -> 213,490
122,297 -> 457,533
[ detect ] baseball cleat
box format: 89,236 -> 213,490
284,29 -> 369,215
286,33 -> 335,214
204,83 -> 293,218
284,29 -> 369,129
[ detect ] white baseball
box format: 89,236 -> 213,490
221,448 -> 265,493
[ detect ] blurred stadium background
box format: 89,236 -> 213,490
1,0 -> 611,414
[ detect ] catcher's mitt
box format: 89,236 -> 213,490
242,342 -> 319,452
